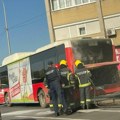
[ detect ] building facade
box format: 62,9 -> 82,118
45,0 -> 120,46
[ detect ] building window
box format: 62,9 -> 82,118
51,0 -> 59,10
59,0 -> 65,8
90,0 -> 95,2
82,0 -> 89,3
79,27 -> 86,35
66,0 -> 72,7
51,0 -> 96,11
75,0 -> 82,4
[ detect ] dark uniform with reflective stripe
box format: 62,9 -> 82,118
75,67 -> 91,109
46,65 -> 62,115
59,65 -> 75,113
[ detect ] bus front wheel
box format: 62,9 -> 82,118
4,93 -> 12,107
38,90 -> 47,108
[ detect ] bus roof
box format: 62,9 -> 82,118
2,40 -> 71,66
35,40 -> 71,53
2,38 -> 111,66
2,52 -> 34,66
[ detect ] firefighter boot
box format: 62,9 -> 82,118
65,107 -> 72,115
55,112 -> 60,117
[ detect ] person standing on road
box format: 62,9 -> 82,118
75,60 -> 92,109
59,59 -> 75,114
45,61 -> 63,116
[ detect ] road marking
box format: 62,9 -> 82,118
77,109 -> 120,113
99,109 -> 120,113
2,110 -> 40,116
36,110 -> 54,115
77,109 -> 101,113
17,116 -> 90,120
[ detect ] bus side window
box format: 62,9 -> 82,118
43,47 -> 57,69
39,69 -> 46,79
56,45 -> 66,63
0,84 -> 2,89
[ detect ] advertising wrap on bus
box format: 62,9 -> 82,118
8,58 -> 34,103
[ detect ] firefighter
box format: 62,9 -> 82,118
59,59 -> 75,114
74,60 -> 92,109
45,61 -> 62,116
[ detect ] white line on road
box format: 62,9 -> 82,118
77,109 -> 120,113
36,110 -> 54,115
2,110 -> 40,116
17,116 -> 90,120
77,109 -> 101,113
99,109 -> 120,113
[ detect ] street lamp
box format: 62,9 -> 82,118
1,0 -> 11,55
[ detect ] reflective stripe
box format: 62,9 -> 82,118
49,104 -> 53,107
49,104 -> 63,107
86,99 -> 91,102
75,74 -> 81,85
67,72 -> 75,88
46,70 -> 54,75
76,74 -> 91,87
70,81 -> 75,84
87,70 -> 90,73
80,101 -> 85,104
58,104 -> 63,107
62,85 -> 74,88
79,82 -> 91,88
75,74 -> 81,86
67,73 -> 72,82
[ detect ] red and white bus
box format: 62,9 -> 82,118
0,38 -> 120,107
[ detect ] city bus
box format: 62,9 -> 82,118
0,38 -> 120,107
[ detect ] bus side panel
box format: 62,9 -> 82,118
8,58 -> 34,103
20,58 -> 34,103
65,47 -> 74,73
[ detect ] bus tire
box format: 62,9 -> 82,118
38,90 -> 47,108
4,93 -> 12,107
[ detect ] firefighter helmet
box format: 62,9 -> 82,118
60,60 -> 67,65
75,60 -> 83,67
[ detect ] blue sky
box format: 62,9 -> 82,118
0,0 -> 50,65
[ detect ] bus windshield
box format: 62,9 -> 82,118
71,39 -> 113,64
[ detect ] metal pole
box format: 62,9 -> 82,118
96,0 -> 107,38
45,0 -> 56,43
1,0 -> 11,55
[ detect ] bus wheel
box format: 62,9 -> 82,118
4,93 -> 12,107
38,90 -> 47,108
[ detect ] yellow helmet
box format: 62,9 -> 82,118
60,60 -> 67,65
75,60 -> 83,67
